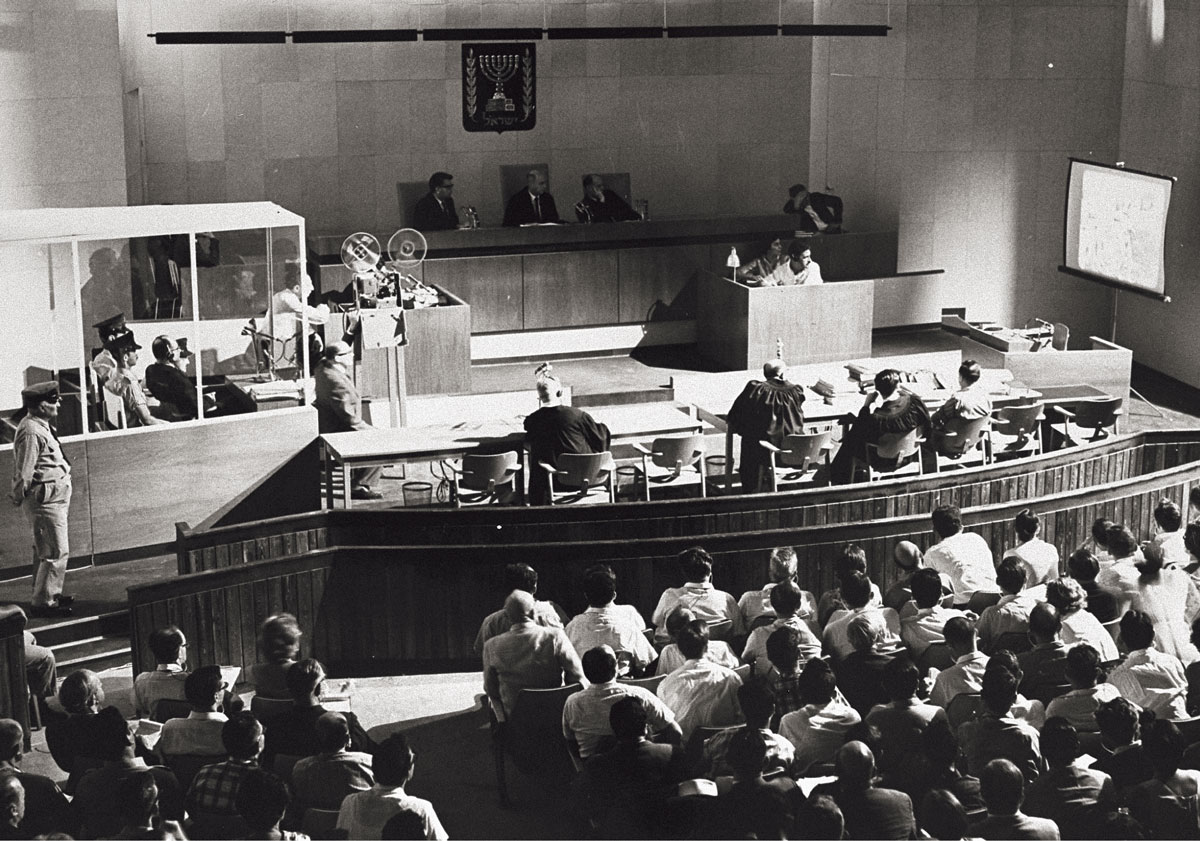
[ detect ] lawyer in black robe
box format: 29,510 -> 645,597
525,404 -> 611,505
726,362 -> 807,492
830,371 -> 931,485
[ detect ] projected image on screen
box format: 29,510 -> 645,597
1063,158 -> 1172,297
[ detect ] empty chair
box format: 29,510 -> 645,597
990,402 -> 1044,459
852,427 -> 925,482
538,451 -> 616,504
631,434 -> 706,500
1051,322 -> 1070,351
760,430 -> 832,491
932,415 -> 991,472
1052,397 -> 1123,445
449,451 -> 521,506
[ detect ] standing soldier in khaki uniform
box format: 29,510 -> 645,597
11,382 -> 74,617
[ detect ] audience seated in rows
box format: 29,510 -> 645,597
337,732 -> 447,840
818,740 -> 916,840
184,711 -> 263,829
474,563 -> 568,656
742,579 -> 821,676
1047,578 -> 1118,661
699,677 -> 793,780
290,711 -> 375,814
657,621 -> 743,740
778,658 -> 859,773
925,503 -> 999,606
651,547 -> 744,644
865,656 -> 947,793
900,567 -> 968,657
715,729 -> 806,839
157,664 -> 228,759
1090,697 -> 1155,800
655,606 -> 739,676
930,616 -> 987,708
263,658 -> 376,765
564,565 -> 655,675
1003,509 -> 1061,588
978,557 -> 1037,651
835,612 -> 896,715
1018,604 -> 1072,705
562,645 -> 679,760
1067,549 -> 1120,623
249,614 -> 303,701
1108,609 -> 1189,719
73,707 -> 185,839
764,626 -> 808,725
1044,646 -> 1123,733
483,590 -> 586,722
738,546 -> 819,634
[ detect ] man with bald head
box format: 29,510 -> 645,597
483,591 -> 587,721
503,169 -> 560,226
824,741 -> 916,840
291,711 -> 374,817
727,359 -> 807,492
0,718 -> 71,837
883,540 -> 953,615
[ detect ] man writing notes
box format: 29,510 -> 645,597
760,241 -> 823,286
727,360 -> 807,493
11,383 -> 74,618
503,169 -> 560,226
574,174 -> 640,223
314,342 -> 384,501
411,171 -> 460,232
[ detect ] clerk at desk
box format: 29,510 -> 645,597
503,169 -> 560,226
758,241 -> 823,287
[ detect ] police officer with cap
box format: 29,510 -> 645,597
11,382 -> 74,617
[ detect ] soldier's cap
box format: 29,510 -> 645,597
20,381 -> 59,405
105,331 -> 142,354
93,312 -> 129,343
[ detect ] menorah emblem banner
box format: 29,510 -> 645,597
462,43 -> 536,133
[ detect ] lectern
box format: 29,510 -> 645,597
696,275 -> 874,370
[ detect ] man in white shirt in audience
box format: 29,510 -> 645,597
157,666 -> 228,759
291,712 -> 375,818
337,733 -> 447,840
823,572 -> 902,661
930,617 -> 990,708
882,540 -> 953,615
977,559 -> 1039,652
657,621 -> 743,741
738,546 -> 818,634
474,563 -> 568,655
1106,610 -> 1188,719
742,580 -> 821,676
562,646 -> 679,760
483,591 -> 587,722
900,568 -> 969,658
651,547 -> 744,644
1150,499 -> 1190,569
1002,509 -> 1060,588
565,566 -> 655,675
131,625 -> 189,720
924,504 -> 999,607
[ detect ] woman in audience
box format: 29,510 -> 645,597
1083,517 -> 1115,564
1128,719 -> 1200,839
816,543 -> 882,627
1045,645 -> 1122,732
1045,578 -> 1118,661
249,613 -> 303,699
1003,509 -> 1060,587
778,658 -> 860,774
1097,524 -> 1142,600
654,606 -> 739,676
1131,541 -> 1200,663
45,669 -> 108,790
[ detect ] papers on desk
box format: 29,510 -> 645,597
135,718 -> 163,750
238,380 -> 305,401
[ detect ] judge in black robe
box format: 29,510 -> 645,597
524,374 -> 610,505
726,360 -> 807,492
830,369 -> 931,484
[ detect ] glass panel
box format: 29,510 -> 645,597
196,227 -> 269,380
0,242 -> 85,437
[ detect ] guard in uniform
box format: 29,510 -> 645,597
11,382 -> 74,617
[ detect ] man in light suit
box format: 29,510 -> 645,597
314,342 -> 383,500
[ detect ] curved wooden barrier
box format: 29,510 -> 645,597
177,431 -> 1200,575
138,434 -> 1200,677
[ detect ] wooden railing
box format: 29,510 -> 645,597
177,431 -> 1200,575
139,443 -> 1200,676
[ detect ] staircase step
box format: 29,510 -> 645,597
54,634 -> 132,672
31,610 -> 129,648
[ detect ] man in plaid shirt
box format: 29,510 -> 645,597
186,712 -> 264,816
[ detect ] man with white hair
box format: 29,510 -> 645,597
503,169 -> 560,226
483,591 -> 587,721
726,359 -> 807,493
314,341 -> 383,500
738,546 -> 818,632
523,368 -> 609,505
